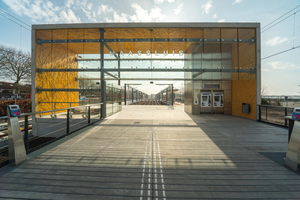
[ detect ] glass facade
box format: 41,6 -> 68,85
34,25 -> 258,119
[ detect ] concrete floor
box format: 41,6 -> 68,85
0,105 -> 299,199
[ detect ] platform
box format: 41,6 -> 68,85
0,105 -> 299,199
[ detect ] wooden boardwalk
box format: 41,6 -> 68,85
0,105 -> 299,199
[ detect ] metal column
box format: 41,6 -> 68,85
124,84 -> 126,105
132,88 -> 134,104
136,90 -> 138,102
171,84 -> 173,106
100,29 -> 106,118
118,52 -> 120,85
166,89 -> 168,105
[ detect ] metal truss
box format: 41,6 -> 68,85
37,67 -> 255,74
37,38 -> 255,45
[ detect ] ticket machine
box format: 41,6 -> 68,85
201,93 -> 211,107
7,105 -> 27,165
200,91 -> 224,114
292,108 -> 300,120
213,93 -> 224,107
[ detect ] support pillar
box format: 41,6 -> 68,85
171,84 -> 173,106
118,52 -> 120,85
132,88 -> 133,104
124,84 -> 126,105
100,29 -> 106,118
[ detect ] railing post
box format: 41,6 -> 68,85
266,106 -> 267,121
67,109 -> 70,133
88,106 -> 90,124
259,105 -> 261,121
24,116 -> 29,152
54,103 -> 56,117
285,107 -> 288,127
100,104 -> 103,119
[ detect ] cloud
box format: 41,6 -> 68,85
154,0 -> 174,3
103,3 -> 166,22
98,4 -> 114,15
65,0 -> 74,8
213,13 -> 217,19
87,3 -> 93,10
233,0 -> 243,4
130,3 -> 165,22
266,36 -> 289,46
3,0 -> 81,23
174,3 -> 183,15
267,62 -> 300,70
60,9 -> 80,23
81,7 -> 96,22
218,19 -> 225,22
202,0 -> 212,14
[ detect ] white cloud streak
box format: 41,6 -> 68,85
218,19 -> 225,22
213,13 -> 217,19
103,3 -> 165,22
3,0 -> 81,23
154,0 -> 174,3
174,3 -> 183,15
233,0 -> 243,4
267,62 -> 300,70
266,36 -> 289,46
202,0 -> 212,14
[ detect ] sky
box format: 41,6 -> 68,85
0,0 -> 299,95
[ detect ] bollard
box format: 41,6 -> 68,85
7,105 -> 27,166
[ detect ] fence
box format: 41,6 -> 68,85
0,103 -> 103,167
257,105 -> 294,127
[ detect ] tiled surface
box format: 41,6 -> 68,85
0,105 -> 299,200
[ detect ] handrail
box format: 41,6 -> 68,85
20,103 -> 103,117
0,116 -> 8,120
260,104 -> 296,109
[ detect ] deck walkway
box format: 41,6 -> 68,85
0,105 -> 299,199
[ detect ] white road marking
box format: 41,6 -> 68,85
156,131 -> 167,200
140,131 -> 150,200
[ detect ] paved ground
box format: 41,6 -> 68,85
0,105 -> 299,199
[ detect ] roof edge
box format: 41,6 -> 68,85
32,22 -> 260,30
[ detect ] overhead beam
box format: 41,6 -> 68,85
77,78 -> 233,81
37,67 -> 255,74
37,38 -> 255,45
37,88 -> 101,93
104,42 -> 119,60
104,71 -> 120,79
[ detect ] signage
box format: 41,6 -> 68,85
194,89 -> 199,105
110,50 -> 184,56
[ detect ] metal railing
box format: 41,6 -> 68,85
0,103 -> 103,167
257,105 -> 294,127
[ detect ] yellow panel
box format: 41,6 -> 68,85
204,28 -> 220,39
232,80 -> 256,120
231,28 -> 256,120
36,29 -> 79,114
36,30 -> 53,113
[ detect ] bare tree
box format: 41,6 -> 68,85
261,84 -> 268,96
0,45 -> 31,86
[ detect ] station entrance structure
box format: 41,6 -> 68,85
32,23 -> 261,120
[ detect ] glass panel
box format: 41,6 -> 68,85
238,29 -> 256,81
202,96 -> 207,101
221,29 -> 237,80
203,28 -> 221,80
